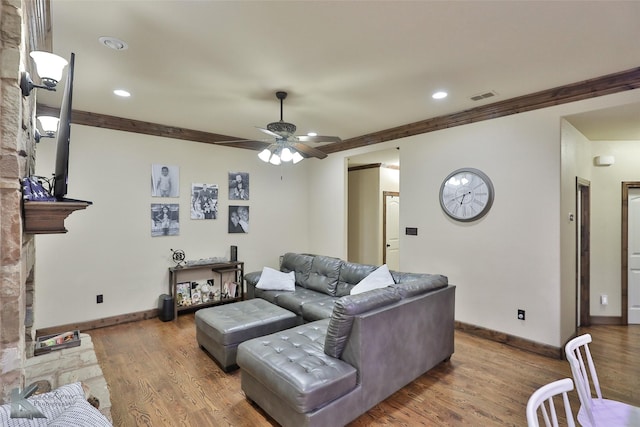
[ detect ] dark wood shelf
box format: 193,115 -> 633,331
23,200 -> 91,234
169,261 -> 244,321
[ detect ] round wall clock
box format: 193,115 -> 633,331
439,168 -> 494,222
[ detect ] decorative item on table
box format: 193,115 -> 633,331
170,248 -> 186,268
206,279 -> 217,302
176,282 -> 191,306
191,289 -> 201,305
22,176 -> 56,201
184,256 -> 228,266
201,282 -> 211,303
34,330 -> 81,355
223,282 -> 238,299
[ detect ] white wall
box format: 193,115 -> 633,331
560,119 -> 592,340
305,89 -> 639,348
35,89 -> 640,348
34,125 -> 310,329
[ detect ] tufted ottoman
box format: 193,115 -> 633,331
195,299 -> 298,372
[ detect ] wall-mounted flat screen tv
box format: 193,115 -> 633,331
53,52 -> 74,200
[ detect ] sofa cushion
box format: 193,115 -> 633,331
301,297 -> 339,321
276,287 -> 333,316
305,256 -> 343,296
256,267 -> 296,291
335,262 -> 377,297
237,319 -> 357,414
350,264 -> 395,295
281,253 -> 315,287
324,287 -> 401,358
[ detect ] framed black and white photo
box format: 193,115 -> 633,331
151,164 -> 180,197
191,183 -> 218,219
228,205 -> 249,233
228,172 -> 249,200
151,203 -> 180,237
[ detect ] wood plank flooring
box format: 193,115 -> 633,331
90,314 -> 640,426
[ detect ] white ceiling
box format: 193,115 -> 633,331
40,1 -> 640,157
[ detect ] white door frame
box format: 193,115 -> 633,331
577,178 -> 591,327
621,182 -> 640,325
382,191 -> 399,266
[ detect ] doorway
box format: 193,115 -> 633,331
576,178 -> 591,327
383,191 -> 400,270
622,182 -> 640,324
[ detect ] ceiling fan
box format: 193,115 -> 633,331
220,91 -> 342,165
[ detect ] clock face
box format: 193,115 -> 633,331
439,168 -> 494,222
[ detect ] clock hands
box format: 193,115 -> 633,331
457,191 -> 472,205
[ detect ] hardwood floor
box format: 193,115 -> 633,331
90,314 -> 640,426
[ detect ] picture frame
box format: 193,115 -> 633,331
228,205 -> 249,233
151,164 -> 180,197
228,172 -> 249,200
191,183 -> 218,220
176,282 -> 191,306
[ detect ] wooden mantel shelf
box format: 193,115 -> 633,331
23,200 -> 92,234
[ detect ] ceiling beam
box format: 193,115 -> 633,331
322,66 -> 640,154
38,66 -> 640,154
36,105 -> 257,149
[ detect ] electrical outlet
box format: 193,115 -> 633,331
517,309 -> 525,320
97,294 -> 103,304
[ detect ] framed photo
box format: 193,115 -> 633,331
228,205 -> 249,233
151,203 -> 180,237
151,164 -> 180,197
228,172 -> 249,200
176,282 -> 191,306
191,183 -> 218,220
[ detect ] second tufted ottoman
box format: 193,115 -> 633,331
195,299 -> 298,372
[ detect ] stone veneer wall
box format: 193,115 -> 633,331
0,0 -> 39,402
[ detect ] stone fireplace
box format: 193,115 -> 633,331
0,0 -> 51,402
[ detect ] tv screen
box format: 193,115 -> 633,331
53,52 -> 74,200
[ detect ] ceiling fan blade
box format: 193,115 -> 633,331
295,135 -> 342,143
291,142 -> 328,159
256,127 -> 282,138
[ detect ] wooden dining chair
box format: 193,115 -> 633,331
565,333 -> 640,426
526,378 -> 576,427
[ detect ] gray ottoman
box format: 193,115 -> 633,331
195,299 -> 298,372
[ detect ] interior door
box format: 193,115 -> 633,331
628,188 -> 640,324
384,192 -> 400,270
577,178 -> 590,327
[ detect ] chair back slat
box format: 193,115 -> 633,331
526,378 -> 576,427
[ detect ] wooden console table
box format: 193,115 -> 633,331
168,261 -> 244,321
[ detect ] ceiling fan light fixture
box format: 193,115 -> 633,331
280,147 -> 294,162
258,148 -> 272,162
292,151 -> 304,164
269,153 -> 281,165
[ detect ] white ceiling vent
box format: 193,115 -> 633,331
470,90 -> 498,101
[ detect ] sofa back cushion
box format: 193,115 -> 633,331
305,255 -> 343,296
335,261 -> 377,297
324,287 -> 401,358
391,273 -> 449,298
280,252 -> 314,287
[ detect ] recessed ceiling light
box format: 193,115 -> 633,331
99,36 -> 128,51
113,89 -> 131,97
307,132 -> 318,136
432,91 -> 448,100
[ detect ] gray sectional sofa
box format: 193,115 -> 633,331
237,253 -> 456,427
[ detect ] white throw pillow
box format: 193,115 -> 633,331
256,267 -> 296,291
350,264 -> 395,295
